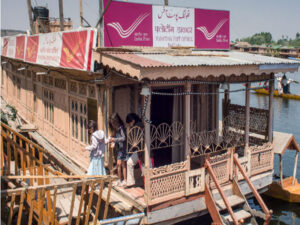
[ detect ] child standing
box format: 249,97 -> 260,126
109,113 -> 127,186
85,120 -> 107,176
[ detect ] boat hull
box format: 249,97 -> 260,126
254,88 -> 300,100
264,177 -> 300,203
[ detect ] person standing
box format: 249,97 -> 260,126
126,113 -> 144,187
85,120 -> 107,176
109,113 -> 127,186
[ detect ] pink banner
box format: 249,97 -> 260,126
195,9 -> 229,49
1,28 -> 96,71
104,0 -> 153,47
103,1 -> 230,50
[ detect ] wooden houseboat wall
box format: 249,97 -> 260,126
1,47 -> 299,224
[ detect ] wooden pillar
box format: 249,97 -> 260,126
279,154 -> 283,185
79,0 -> 83,27
268,77 -> 274,142
164,0 -> 168,6
245,82 -> 250,147
26,0 -> 34,34
292,152 -> 298,185
144,89 -> 151,205
105,84 -> 113,174
185,83 -> 191,169
58,0 -> 64,31
222,85 -> 230,124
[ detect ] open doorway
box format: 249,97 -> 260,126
151,88 -> 174,167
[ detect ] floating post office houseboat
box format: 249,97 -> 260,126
2,42 -> 300,224
1,1 -> 300,223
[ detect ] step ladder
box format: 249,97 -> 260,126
204,156 -> 272,225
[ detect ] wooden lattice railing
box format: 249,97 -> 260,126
226,103 -> 269,137
147,160 -> 188,205
249,142 -> 273,176
1,177 -> 113,225
1,122 -> 114,225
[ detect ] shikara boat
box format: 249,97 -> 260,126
253,88 -> 300,100
264,131 -> 300,203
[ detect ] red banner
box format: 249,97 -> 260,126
15,36 -> 26,60
25,36 -> 39,63
60,30 -> 88,70
1,28 -> 97,71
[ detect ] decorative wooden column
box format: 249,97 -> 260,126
105,83 -> 113,174
185,83 -> 191,169
143,88 -> 151,205
245,82 -> 250,147
268,77 -> 274,142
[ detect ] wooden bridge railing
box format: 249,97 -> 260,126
1,176 -> 113,225
1,122 -> 115,225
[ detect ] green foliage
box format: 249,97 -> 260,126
240,32 -> 273,45
6,104 -> 17,121
239,32 -> 300,47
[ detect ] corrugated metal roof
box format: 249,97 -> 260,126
105,51 -> 299,68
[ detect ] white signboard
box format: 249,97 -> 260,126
152,6 -> 195,47
37,32 -> 63,67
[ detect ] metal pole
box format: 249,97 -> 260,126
26,0 -> 34,34
164,0 -> 168,6
58,0 -> 64,31
79,0 -> 83,27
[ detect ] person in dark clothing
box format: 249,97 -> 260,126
126,113 -> 145,187
109,113 -> 127,186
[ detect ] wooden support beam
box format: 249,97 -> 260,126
103,178 -> 112,219
68,184 -> 77,225
93,180 -> 104,225
16,191 -> 25,225
58,0 -> 64,31
184,83 -> 191,169
245,83 -> 250,147
143,89 -> 151,205
7,193 -> 16,225
292,152 -> 298,186
268,77 -> 274,142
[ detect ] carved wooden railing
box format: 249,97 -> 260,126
233,154 -> 272,225
207,152 -> 231,188
226,103 -> 269,138
150,121 -> 184,150
126,121 -> 184,153
147,160 -> 188,205
249,142 -> 273,176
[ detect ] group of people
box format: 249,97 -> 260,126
84,112 -> 144,187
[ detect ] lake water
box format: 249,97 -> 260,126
230,71 -> 300,225
178,70 -> 300,225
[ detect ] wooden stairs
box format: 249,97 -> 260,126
205,155 -> 272,225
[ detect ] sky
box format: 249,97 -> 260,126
1,0 -> 300,41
